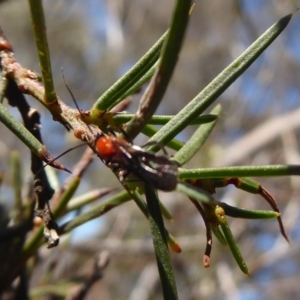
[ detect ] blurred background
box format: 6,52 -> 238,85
1,0 -> 300,299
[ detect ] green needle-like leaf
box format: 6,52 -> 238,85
0,103 -> 46,157
11,151 -> 23,223
144,185 -> 178,300
174,104 -> 222,166
108,61 -> 159,110
91,32 -> 167,112
222,203 -> 279,219
113,113 -> 218,126
176,182 -> 217,205
215,206 -> 249,275
60,191 -> 132,234
66,188 -> 113,212
142,124 -> 184,151
28,0 -> 56,103
146,12 -> 294,150
210,225 -> 227,246
124,0 -> 192,140
178,165 -> 300,179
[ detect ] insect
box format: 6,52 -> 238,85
63,72 -> 178,191
93,135 -> 179,191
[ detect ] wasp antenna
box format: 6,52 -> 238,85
118,126 -> 132,143
61,68 -> 81,113
36,143 -> 88,176
61,68 -> 94,135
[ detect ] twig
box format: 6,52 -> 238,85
66,251 -> 110,300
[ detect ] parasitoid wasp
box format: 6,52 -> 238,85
93,135 -> 178,191
63,74 -> 178,191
